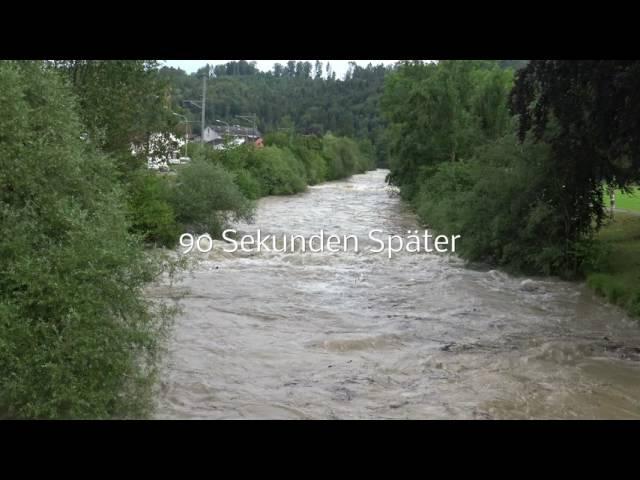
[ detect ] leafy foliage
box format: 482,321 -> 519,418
382,61 -> 514,198
52,60 -> 176,170
381,60 -> 623,277
414,134 -> 593,276
0,61 -> 174,419
126,170 -> 180,247
511,60 -> 640,238
188,132 -> 376,200
170,160 -> 254,237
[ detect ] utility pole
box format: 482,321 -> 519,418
183,67 -> 213,146
200,72 -> 207,145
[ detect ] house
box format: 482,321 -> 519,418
203,124 -> 262,150
214,137 -> 247,150
202,126 -> 223,145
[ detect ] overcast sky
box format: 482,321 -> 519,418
162,60 -> 400,79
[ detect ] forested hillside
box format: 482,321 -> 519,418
160,60 -> 390,164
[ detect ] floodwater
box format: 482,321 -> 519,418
153,169 -> 640,419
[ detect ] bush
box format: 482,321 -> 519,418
288,141 -> 327,185
126,170 -> 180,247
263,131 -> 291,148
413,133 -> 584,277
0,61 -> 173,419
322,134 -> 352,179
300,147 -> 328,185
250,146 -> 307,195
233,168 -> 263,200
187,132 -> 375,200
215,144 -> 253,173
170,159 -> 254,236
356,138 -> 377,172
263,133 -> 328,184
321,134 -> 374,179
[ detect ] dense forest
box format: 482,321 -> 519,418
159,60 -> 391,163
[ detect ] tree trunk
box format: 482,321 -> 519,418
610,190 -> 616,216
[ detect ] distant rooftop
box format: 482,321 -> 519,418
207,124 -> 261,138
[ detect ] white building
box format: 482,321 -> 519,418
131,132 -> 189,170
202,126 -> 224,144
203,125 -> 261,148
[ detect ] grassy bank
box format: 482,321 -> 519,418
604,187 -> 640,213
586,213 -> 640,318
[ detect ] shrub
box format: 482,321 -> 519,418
263,131 -> 291,148
356,138 -> 377,173
322,134 -> 351,179
250,146 -> 307,195
170,159 -> 254,236
0,61 -> 173,419
289,142 -> 327,185
414,133 -> 584,276
187,132 -> 374,201
126,170 -> 180,247
321,134 -> 374,179
233,168 -> 263,200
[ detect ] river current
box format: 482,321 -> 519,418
153,169 -> 640,419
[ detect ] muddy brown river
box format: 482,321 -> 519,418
154,169 -> 640,419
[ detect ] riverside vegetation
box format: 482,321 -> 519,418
382,60 -> 640,316
134,132 -> 375,244
0,62 -> 175,418
0,60 -> 375,418
2,59 -> 639,419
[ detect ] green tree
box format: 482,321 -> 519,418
170,160 -> 254,236
0,61 -> 174,419
52,60 -> 174,163
511,60 -> 640,252
382,60 -> 512,197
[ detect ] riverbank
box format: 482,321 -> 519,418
586,213 -> 640,318
133,133 -> 378,248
